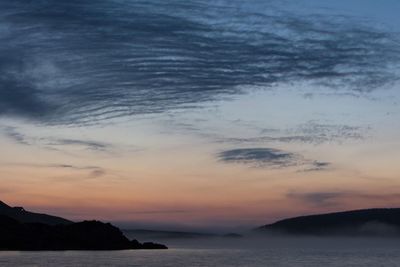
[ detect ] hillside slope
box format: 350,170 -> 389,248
258,208 -> 400,236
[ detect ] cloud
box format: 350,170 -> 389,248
49,164 -> 107,179
89,168 -> 106,178
287,191 -> 400,207
1,126 -> 112,153
46,139 -> 110,152
301,161 -> 332,172
1,162 -> 107,179
218,148 -> 297,168
50,164 -> 105,174
291,121 -> 366,144
217,147 -> 330,170
221,121 -> 367,145
0,1 -> 399,124
287,191 -> 346,207
125,209 -> 191,215
2,126 -> 30,145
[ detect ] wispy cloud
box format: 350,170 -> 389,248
217,147 -> 330,170
2,126 -> 30,145
46,139 -> 110,152
301,161 -> 332,172
287,191 -> 347,207
49,164 -> 106,178
0,1 -> 399,124
291,121 -> 367,144
125,209 -> 191,215
1,162 -> 107,179
51,164 -> 107,179
221,121 -> 367,145
1,126 -> 113,153
287,191 -> 400,207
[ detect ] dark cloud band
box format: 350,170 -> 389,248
1,0 -> 399,124
217,147 -> 329,170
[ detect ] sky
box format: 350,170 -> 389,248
0,0 -> 400,231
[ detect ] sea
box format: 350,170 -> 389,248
1,236 -> 400,267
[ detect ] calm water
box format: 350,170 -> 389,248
1,246 -> 400,267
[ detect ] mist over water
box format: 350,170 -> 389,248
124,230 -> 400,249
1,236 -> 400,267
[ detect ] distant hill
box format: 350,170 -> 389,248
123,229 -> 243,242
124,229 -> 218,240
257,208 -> 400,236
0,200 -> 72,225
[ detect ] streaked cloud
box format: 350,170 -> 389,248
0,1 -> 399,124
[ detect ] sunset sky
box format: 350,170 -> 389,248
1,0 -> 400,231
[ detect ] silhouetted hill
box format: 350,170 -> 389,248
0,200 -> 72,225
0,215 -> 167,250
257,208 -> 400,236
0,200 -> 167,250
